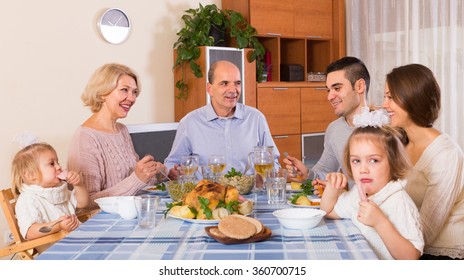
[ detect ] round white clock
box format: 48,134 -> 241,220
97,8 -> 131,44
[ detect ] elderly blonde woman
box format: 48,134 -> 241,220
68,63 -> 165,208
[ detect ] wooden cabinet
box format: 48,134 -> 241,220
257,83 -> 336,163
293,0 -> 333,38
301,87 -> 337,133
173,46 -> 256,121
273,134 -> 301,168
223,0 -> 345,82
257,87 -> 300,135
224,0 -> 334,38
249,0 -> 294,37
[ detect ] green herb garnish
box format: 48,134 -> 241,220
225,200 -> 239,213
301,179 -> 315,195
189,206 -> 198,217
224,167 -> 242,178
198,197 -> 212,219
156,182 -> 166,191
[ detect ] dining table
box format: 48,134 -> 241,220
36,189 -> 379,260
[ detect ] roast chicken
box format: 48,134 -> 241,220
183,180 -> 239,213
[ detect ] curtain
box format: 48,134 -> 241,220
346,0 -> 464,149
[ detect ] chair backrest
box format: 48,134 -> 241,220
0,188 -> 67,260
0,188 -> 23,243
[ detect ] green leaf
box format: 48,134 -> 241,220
225,200 -> 239,213
224,167 -> 242,178
198,197 -> 212,219
155,182 -> 166,192
301,179 -> 315,195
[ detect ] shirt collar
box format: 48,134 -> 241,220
367,179 -> 406,206
205,102 -> 244,121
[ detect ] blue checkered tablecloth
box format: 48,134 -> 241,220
36,192 -> 378,260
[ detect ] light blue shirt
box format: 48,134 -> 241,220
164,103 -> 280,175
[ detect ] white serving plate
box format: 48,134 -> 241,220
167,213 -> 220,224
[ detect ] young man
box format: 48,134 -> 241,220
284,56 -> 370,188
165,60 -> 279,179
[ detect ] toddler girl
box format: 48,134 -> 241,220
320,109 -> 424,259
11,142 -> 89,242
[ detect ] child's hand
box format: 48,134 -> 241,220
357,200 -> 386,227
66,171 -> 81,185
59,214 -> 80,232
325,172 -> 348,190
311,179 -> 326,197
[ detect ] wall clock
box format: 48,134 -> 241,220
97,8 -> 131,44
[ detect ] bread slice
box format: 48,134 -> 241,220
208,227 -> 227,239
218,216 -> 256,239
232,215 -> 264,234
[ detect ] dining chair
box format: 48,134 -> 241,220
0,188 -> 67,260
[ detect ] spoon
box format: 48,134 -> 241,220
39,220 -> 62,233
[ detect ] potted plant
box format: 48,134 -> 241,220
173,4 -> 266,100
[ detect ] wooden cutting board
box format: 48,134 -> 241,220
205,226 -> 272,245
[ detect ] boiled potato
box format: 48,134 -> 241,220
179,205 -> 195,219
290,182 -> 302,190
295,196 -> 311,206
169,205 -> 182,217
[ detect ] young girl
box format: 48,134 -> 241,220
11,142 -> 89,242
320,115 -> 424,260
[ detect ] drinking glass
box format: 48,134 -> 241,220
134,195 -> 159,229
180,155 -> 199,178
265,168 -> 287,204
250,146 -> 274,176
208,154 -> 226,180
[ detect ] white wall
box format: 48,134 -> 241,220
0,0 -> 219,256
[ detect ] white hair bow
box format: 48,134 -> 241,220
353,107 -> 390,128
13,131 -> 39,149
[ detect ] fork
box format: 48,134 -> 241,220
283,152 -> 298,177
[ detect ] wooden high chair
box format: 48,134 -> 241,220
0,188 -> 67,260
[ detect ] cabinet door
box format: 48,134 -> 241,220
294,0 -> 333,38
273,134 -> 302,168
301,87 -> 337,133
249,0 -> 294,36
257,87 -> 300,135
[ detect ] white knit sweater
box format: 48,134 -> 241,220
406,133 -> 464,259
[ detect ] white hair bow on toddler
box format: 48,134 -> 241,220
13,131 -> 39,149
353,107 -> 390,128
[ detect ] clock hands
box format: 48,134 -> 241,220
106,16 -> 124,27
114,16 -> 123,26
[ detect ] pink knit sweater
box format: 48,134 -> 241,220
67,123 -> 146,208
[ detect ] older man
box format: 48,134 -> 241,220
165,60 -> 279,179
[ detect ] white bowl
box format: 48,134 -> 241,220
94,196 -> 136,216
273,208 -> 326,229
